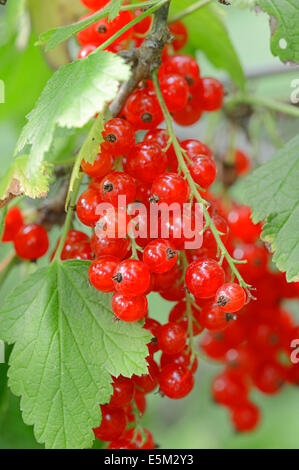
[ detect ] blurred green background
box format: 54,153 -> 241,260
0,1 -> 298,449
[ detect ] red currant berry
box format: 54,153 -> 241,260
125,142 -> 168,184
101,118 -> 136,157
93,405 -> 127,442
200,302 -> 235,331
143,317 -> 161,355
107,439 -> 136,449
188,155 -> 217,189
162,54 -> 200,85
88,255 -> 119,292
81,152 -> 113,179
76,188 -> 102,227
168,21 -> 188,51
123,428 -> 155,449
109,376 -> 134,409
230,401 -> 260,432
216,283 -> 246,313
99,171 -> 136,206
160,74 -> 189,113
228,205 -> 261,243
185,259 -> 225,299
156,321 -> 187,355
133,356 -> 159,393
133,9 -> 152,35
91,231 -> 130,259
123,89 -> 163,130
150,172 -> 190,205
212,371 -> 248,406
111,292 -> 148,322
253,361 -> 284,394
234,149 -> 251,176
172,79 -> 203,126
14,223 -> 49,260
181,139 -> 213,159
143,239 -> 178,274
159,364 -> 194,399
113,259 -> 151,297
201,77 -> 224,111
160,347 -> 198,374
169,301 -> 203,336
144,128 -> 178,171
2,206 -> 24,242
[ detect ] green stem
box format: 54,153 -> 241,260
227,93 -> 299,118
94,0 -> 168,54
153,69 -> 251,290
53,172 -> 83,262
168,0 -> 212,24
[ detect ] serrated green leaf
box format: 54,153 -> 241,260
237,134 -> 299,282
0,260 -> 151,449
15,52 -> 130,181
0,155 -> 51,202
169,2 -> 245,90
259,0 -> 299,63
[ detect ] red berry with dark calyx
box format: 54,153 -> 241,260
123,89 -> 163,130
101,118 -> 136,157
111,292 -> 148,322
185,259 -> 225,299
156,321 -> 187,355
172,80 -> 203,126
113,259 -> 151,297
143,239 -> 178,274
199,302 -> 236,331
91,232 -> 130,259
162,54 -> 200,85
2,206 -> 24,242
88,255 -> 119,292
160,74 -> 189,113
159,364 -> 194,399
99,171 -> 136,206
150,172 -> 190,205
216,283 -> 246,313
14,223 -> 49,260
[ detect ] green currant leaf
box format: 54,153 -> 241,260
237,134 -> 299,282
15,52 -> 130,182
169,1 -> 246,90
258,0 -> 299,63
108,0 -> 123,21
0,260 -> 151,449
0,155 -> 51,203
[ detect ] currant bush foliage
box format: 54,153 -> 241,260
16,52 -> 130,182
238,134 -> 299,282
0,261 -> 151,449
259,0 -> 299,63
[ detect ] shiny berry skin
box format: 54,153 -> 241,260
107,439 -> 136,449
169,301 -> 203,336
162,55 -> 200,85
232,243 -> 268,281
160,74 -> 189,113
160,347 -> 198,374
81,0 -> 110,9
133,357 -> 159,393
125,142 -> 168,184
2,206 -> 24,242
123,428 -> 155,449
216,283 -> 246,313
143,239 -> 178,274
53,230 -> 93,261
95,207 -> 131,240
169,21 -> 188,51
123,89 -> 163,130
172,79 -> 203,126
91,232 -> 130,259
181,139 -> 213,159
228,205 -> 261,243
14,224 -> 49,260
78,11 -> 134,47
113,259 -> 151,297
109,376 -> 134,409
133,8 -> 152,35
159,364 -> 194,399
212,371 -> 248,406
156,322 -> 186,355
143,317 -> 161,354
111,293 -> 148,322
150,172 -> 190,205
81,152 -> 112,178
99,171 -> 136,206
201,77 -> 224,111
230,402 -> 260,432
88,255 -> 119,292
185,259 -> 225,299
144,128 -> 178,171
234,149 -> 251,176
77,44 -> 96,59
93,405 -> 127,442
76,189 -> 102,227
188,155 -> 217,189
101,118 -> 136,157
199,302 -> 234,331
253,361 -> 284,394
